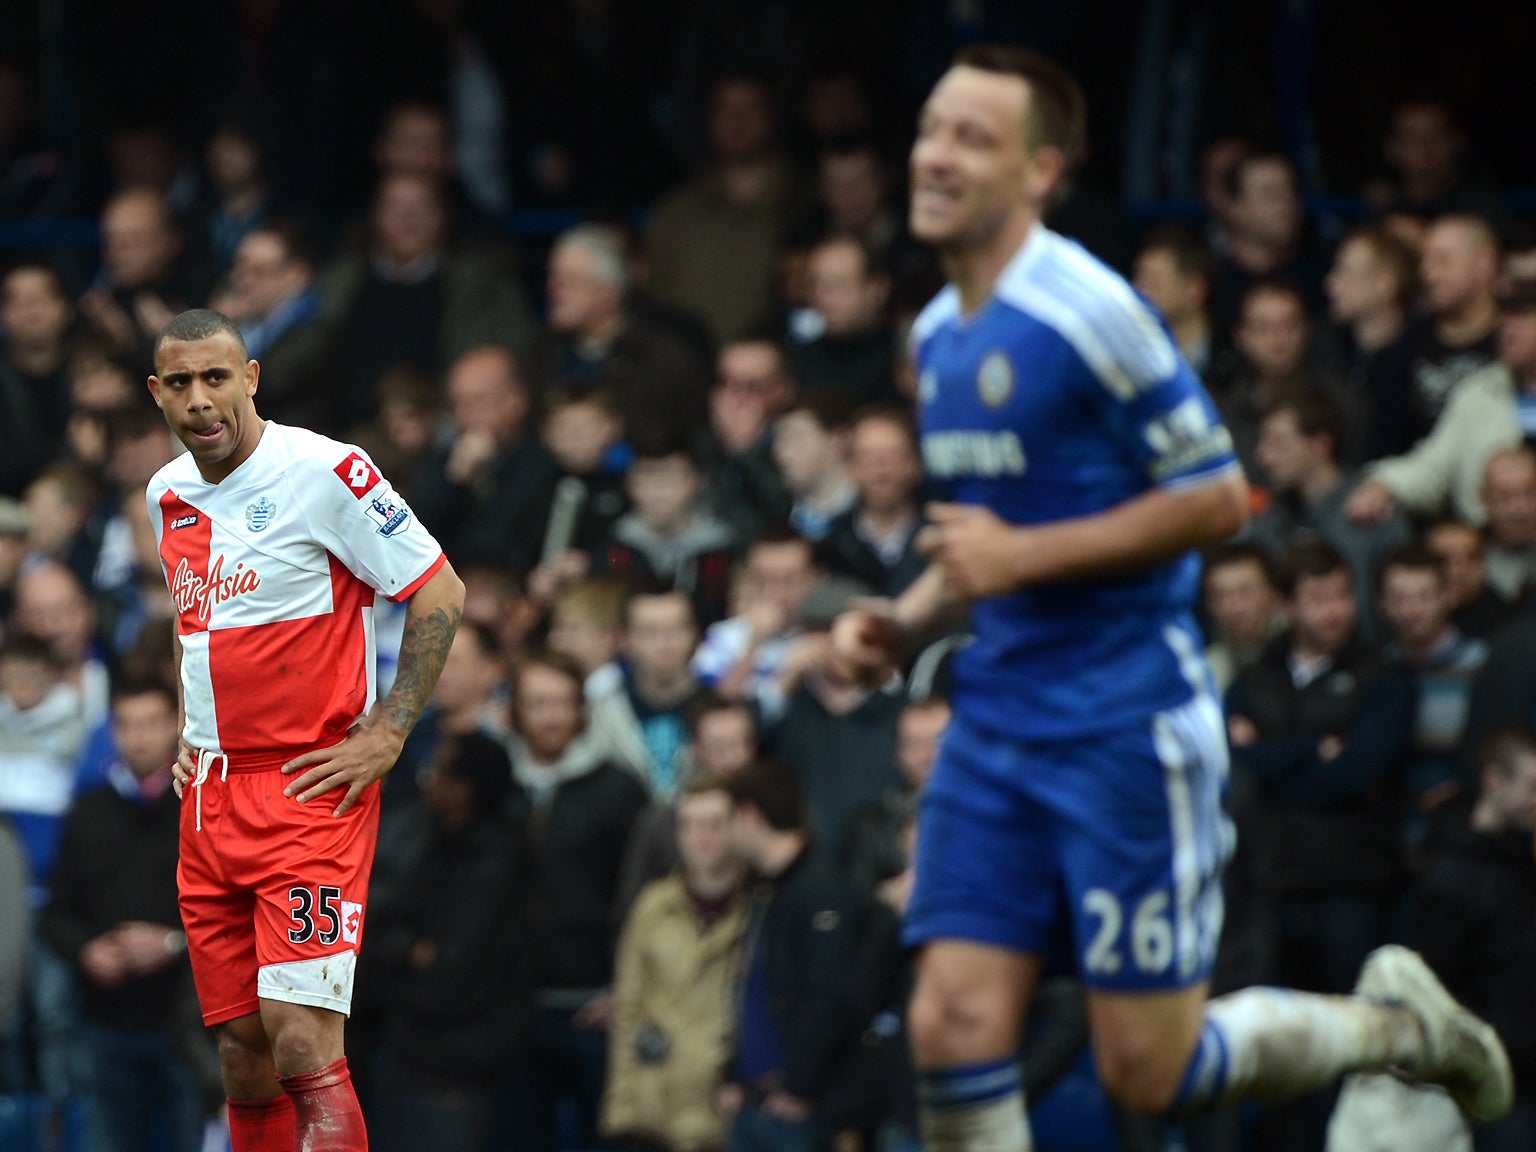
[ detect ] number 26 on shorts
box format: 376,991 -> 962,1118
1082,888 -> 1174,976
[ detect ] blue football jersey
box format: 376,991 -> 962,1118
912,226 -> 1240,740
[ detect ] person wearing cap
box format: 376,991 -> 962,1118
1347,277 -> 1536,528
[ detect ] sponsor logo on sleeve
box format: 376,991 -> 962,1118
1143,398 -> 1233,480
364,491 -> 412,537
341,901 -> 363,945
334,452 -> 382,499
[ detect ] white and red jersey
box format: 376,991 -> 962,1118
146,422 -> 446,763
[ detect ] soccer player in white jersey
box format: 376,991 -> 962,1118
832,46 -> 1512,1151
145,309 -> 464,1152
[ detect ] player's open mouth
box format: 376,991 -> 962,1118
190,422 -> 225,443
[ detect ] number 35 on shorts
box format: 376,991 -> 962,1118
1082,888 -> 1174,977
288,885 -> 364,948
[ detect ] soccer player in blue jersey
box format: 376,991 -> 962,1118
833,45 -> 1513,1151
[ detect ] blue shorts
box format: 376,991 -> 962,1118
905,693 -> 1233,991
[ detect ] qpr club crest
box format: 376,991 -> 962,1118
977,351 -> 1014,408
365,491 -> 412,537
245,497 -> 277,533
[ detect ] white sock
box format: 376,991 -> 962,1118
918,1060 -> 1033,1151
1208,987 -> 1424,1104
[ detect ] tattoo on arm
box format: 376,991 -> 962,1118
380,601 -> 462,736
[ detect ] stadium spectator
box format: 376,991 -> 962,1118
1371,98 -> 1502,223
1404,213 -> 1502,441
185,119 -> 275,281
1248,389 -> 1411,617
1133,224 -> 1217,379
22,462 -> 98,587
94,486 -> 175,670
320,171 -> 533,429
1411,726 -> 1536,1152
61,339 -> 138,473
1348,276 -> 1536,529
372,99 -> 503,241
1226,542 -> 1417,1149
601,774 -> 749,1152
0,497 -> 28,621
347,366 -> 442,504
773,394 -> 857,544
694,337 -> 797,542
1201,541 -> 1286,696
1424,518 -> 1513,641
692,527 -> 822,722
1325,226 -> 1419,458
812,138 -> 911,269
718,759 -> 872,1152
506,649 -> 648,1152
547,578 -> 626,699
789,236 -> 898,406
78,188 -> 196,359
1209,152 -> 1327,338
524,385 -> 630,609
411,345 -> 559,571
367,732 -> 526,1152
603,425 -> 739,627
459,562 -> 541,667
589,585 -> 709,801
817,404 -> 926,597
646,71 -> 805,345
769,628 -> 903,863
1479,447 -> 1536,604
1378,546 -> 1490,833
214,222 -> 330,431
526,224 -> 711,434
14,560 -> 109,726
0,262 -> 73,495
843,694 -> 950,902
42,677 -> 204,1152
0,61 -> 73,222
0,633 -> 88,1104
1218,279 -> 1347,472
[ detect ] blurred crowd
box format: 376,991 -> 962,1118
3,2 -> 1536,1151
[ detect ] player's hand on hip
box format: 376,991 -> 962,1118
919,502 -> 1026,598
172,738 -> 197,799
282,723 -> 402,816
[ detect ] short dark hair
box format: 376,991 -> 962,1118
685,692 -> 757,741
1238,277 -> 1308,324
1379,542 -> 1448,589
0,633 -> 56,669
952,45 -> 1086,167
109,675 -> 176,712
512,647 -> 586,697
153,309 -> 247,369
1339,225 -> 1418,310
748,521 -> 814,556
723,758 -> 805,832
627,419 -> 695,465
1262,387 -> 1344,454
782,390 -> 855,434
1,260 -> 69,302
545,382 -> 621,420
621,579 -> 695,630
248,218 -> 315,269
457,618 -> 503,661
435,731 -> 514,815
1203,540 -> 1280,590
1224,150 -> 1298,202
850,401 -> 919,450
1138,224 -> 1217,289
1279,541 -> 1350,597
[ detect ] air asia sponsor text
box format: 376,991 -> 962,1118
171,555 -> 261,625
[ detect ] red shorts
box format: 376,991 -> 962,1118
177,750 -> 380,1026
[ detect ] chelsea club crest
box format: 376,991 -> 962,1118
245,497 -> 277,533
977,351 -> 1014,408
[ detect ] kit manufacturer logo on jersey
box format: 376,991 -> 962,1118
335,452 -> 381,499
977,351 -> 1014,408
364,491 -> 411,537
245,497 -> 277,533
169,513 -> 199,531
171,555 -> 261,626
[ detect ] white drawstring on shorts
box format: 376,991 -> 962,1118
191,748 -> 229,832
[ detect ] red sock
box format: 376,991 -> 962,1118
279,1056 -> 369,1151
227,1093 -> 298,1152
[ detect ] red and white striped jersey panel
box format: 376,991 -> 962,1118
147,423 -> 446,759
